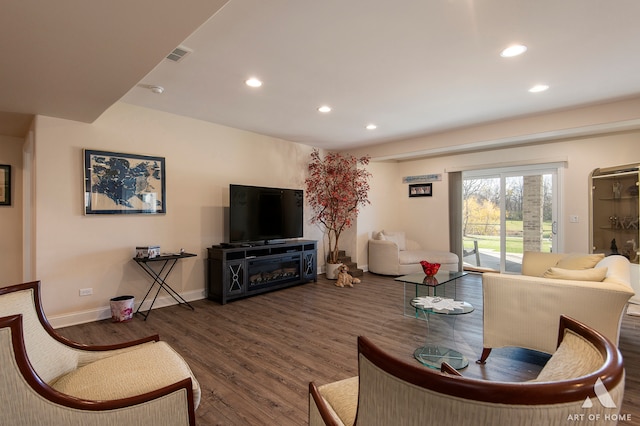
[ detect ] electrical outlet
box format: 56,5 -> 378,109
569,215 -> 579,223
79,288 -> 93,296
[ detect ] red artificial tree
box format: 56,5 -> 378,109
305,149 -> 371,265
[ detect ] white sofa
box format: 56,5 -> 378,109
479,252 -> 635,363
368,230 -> 459,276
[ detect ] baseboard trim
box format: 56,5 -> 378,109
49,289 -> 206,329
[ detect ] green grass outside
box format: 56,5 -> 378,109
464,220 -> 553,254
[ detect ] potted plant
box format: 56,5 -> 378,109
305,149 -> 371,279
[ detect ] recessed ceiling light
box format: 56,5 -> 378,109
245,78 -> 262,88
318,105 -> 332,113
500,44 -> 528,58
366,124 -> 377,130
529,84 -> 549,93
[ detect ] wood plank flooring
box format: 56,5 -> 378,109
58,272 -> 640,425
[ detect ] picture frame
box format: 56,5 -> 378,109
409,183 -> 432,198
0,165 -> 10,206
84,150 -> 166,214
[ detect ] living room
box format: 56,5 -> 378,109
1,97 -> 638,325
1,1 -> 639,424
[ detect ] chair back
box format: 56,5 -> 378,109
0,281 -> 79,383
355,316 -> 625,425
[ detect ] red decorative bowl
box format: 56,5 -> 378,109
420,261 -> 440,276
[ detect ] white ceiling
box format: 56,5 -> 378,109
3,0 -> 640,151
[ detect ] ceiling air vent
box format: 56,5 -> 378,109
166,45 -> 192,62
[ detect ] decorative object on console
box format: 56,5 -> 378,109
305,149 -> 371,277
135,245 -> 161,259
84,149 -> 166,215
335,264 -> 361,288
420,260 -> 440,276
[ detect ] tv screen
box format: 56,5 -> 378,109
229,184 -> 304,244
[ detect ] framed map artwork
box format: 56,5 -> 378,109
84,150 -> 166,214
0,165 -> 10,206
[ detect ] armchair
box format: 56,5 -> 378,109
479,252 -> 634,363
309,316 -> 625,426
0,281 -> 200,426
368,230 -> 458,275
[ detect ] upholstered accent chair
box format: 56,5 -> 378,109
479,252 -> 634,364
309,316 -> 625,426
0,281 -> 200,426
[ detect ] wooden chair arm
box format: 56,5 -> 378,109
440,362 -> 462,376
1,281 -> 160,351
309,382 -> 344,426
1,313 -> 195,422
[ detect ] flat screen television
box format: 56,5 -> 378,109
228,184 -> 304,244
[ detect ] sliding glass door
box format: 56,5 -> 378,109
462,165 -> 560,273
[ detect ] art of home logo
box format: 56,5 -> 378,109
566,378 -> 631,422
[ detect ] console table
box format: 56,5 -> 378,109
207,240 -> 317,304
133,252 -> 196,320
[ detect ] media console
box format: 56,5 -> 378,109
207,240 -> 317,304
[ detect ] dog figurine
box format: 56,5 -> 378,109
335,264 -> 361,287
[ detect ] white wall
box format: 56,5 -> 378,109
0,135 -> 23,285
357,131 -> 638,270
31,103 -> 322,326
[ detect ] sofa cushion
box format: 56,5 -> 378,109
382,230 -> 406,251
317,376 -> 358,426
543,266 -> 608,282
521,251 -> 567,277
555,253 -> 605,270
531,329 -> 603,382
399,250 -> 458,265
50,341 -> 201,408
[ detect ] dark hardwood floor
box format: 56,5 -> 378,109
58,272 -> 640,425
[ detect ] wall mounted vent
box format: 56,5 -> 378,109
166,45 -> 192,62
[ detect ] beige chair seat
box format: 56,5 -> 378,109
0,281 -> 199,426
309,316 -> 626,426
51,340 -> 200,407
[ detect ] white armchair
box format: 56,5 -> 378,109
479,252 -> 634,364
0,281 -> 200,425
368,230 -> 458,276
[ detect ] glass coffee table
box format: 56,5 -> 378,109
410,296 -> 474,369
394,271 -> 468,318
